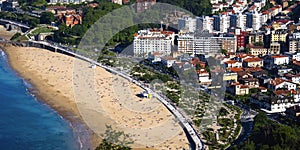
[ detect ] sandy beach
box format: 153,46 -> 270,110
3,45 -> 190,149
0,26 -> 16,40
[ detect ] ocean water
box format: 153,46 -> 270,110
0,50 -> 79,150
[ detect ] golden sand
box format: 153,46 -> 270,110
4,45 -> 190,149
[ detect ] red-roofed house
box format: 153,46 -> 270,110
198,69 -> 212,85
242,57 -> 263,67
227,82 -> 249,95
268,78 -> 296,90
224,60 -> 242,68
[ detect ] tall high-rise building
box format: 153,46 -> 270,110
236,13 -> 246,31
213,15 -> 220,31
230,14 -> 237,28
178,17 -> 197,33
252,11 -> 262,31
178,31 -> 237,56
245,12 -> 253,28
220,14 -> 230,33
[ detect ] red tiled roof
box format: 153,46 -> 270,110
271,55 -> 288,59
243,57 -> 262,63
268,78 -> 287,86
224,60 -> 238,64
228,67 -> 243,72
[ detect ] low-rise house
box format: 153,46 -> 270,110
227,82 -> 249,95
242,57 -> 263,67
234,53 -> 255,62
284,74 -> 300,84
239,78 -> 259,88
258,76 -> 272,86
227,67 -> 243,73
224,72 -> 238,82
224,60 -> 242,68
286,105 -> 300,118
268,78 -> 297,90
250,90 -> 296,113
197,69 -> 212,86
148,52 -> 163,63
264,55 -> 290,66
161,56 -> 177,68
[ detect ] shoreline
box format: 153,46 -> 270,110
2,43 -> 191,149
1,46 -> 99,150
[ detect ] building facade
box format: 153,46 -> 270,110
133,29 -> 174,57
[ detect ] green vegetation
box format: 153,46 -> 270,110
19,0 -> 47,7
95,125 -> 133,150
0,12 -> 39,28
253,42 -> 264,46
40,12 -> 55,24
30,26 -> 55,36
261,0 -> 274,11
97,48 -> 117,66
232,113 -> 300,150
11,32 -> 28,42
10,32 -> 21,40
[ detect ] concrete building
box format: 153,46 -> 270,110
271,29 -> 288,43
133,29 -> 175,57
177,33 -> 194,54
248,32 -> 264,45
252,11 -> 262,31
236,13 -> 246,31
289,39 -> 300,53
245,12 -> 253,29
213,15 -> 221,32
178,17 -> 197,33
264,55 -> 290,66
249,46 -> 268,56
269,42 -> 281,54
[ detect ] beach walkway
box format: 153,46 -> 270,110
27,40 -> 204,150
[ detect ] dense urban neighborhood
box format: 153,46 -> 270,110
1,0 -> 300,149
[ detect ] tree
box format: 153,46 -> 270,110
244,48 -> 250,54
220,49 -> 227,55
40,12 -> 55,24
95,125 -> 133,150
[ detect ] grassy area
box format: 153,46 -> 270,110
27,26 -> 55,37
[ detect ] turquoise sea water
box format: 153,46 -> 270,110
0,50 -> 79,150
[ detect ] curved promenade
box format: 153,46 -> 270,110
28,40 -> 204,150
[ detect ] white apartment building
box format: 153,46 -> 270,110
133,29 -> 175,57
177,33 -> 194,54
289,39 -> 300,53
202,16 -> 214,33
236,13 -> 246,31
253,11 -> 262,31
220,14 -> 230,33
178,17 -> 197,33
178,32 -> 236,56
